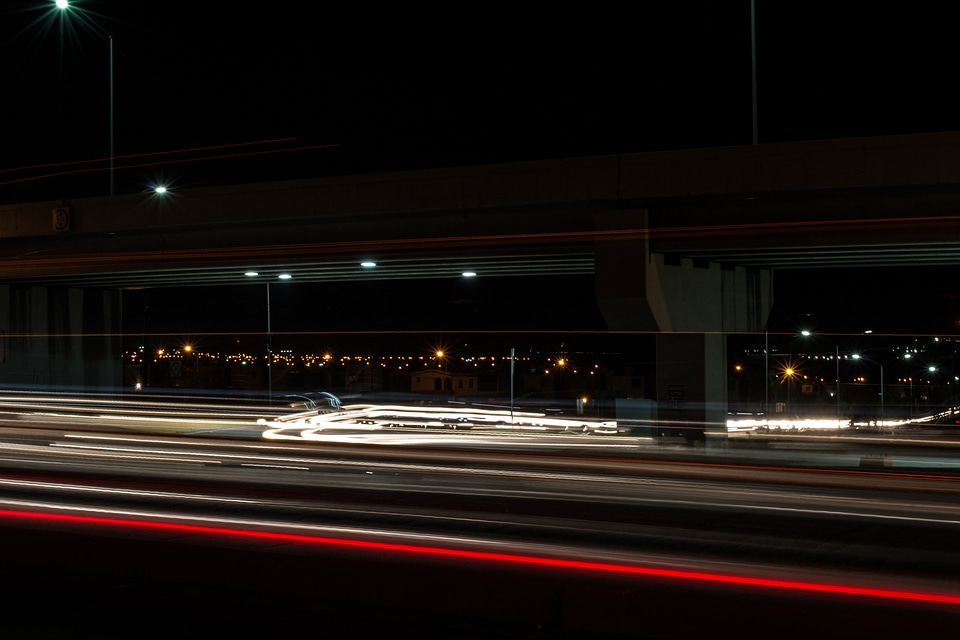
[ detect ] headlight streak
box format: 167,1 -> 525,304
260,403 -> 620,438
0,477 -> 261,505
24,430 -> 960,512
56,433 -> 960,488
239,463 -> 310,471
2,504 -> 960,607
50,441 -> 642,482
0,441 -> 220,465
15,440 -> 960,527
0,477 -> 631,535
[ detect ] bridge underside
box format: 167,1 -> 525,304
4,133 -> 960,436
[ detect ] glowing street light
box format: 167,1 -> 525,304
55,0 -> 115,195
797,330 -> 842,420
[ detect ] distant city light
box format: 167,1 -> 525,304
462,271 -> 477,277
244,271 -> 258,277
278,273 -> 292,280
361,261 -> 376,268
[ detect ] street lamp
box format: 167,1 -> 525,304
763,317 -> 811,416
783,367 -> 795,412
55,0 -> 114,195
797,330 -> 843,421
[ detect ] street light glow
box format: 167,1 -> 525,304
51,0 -> 115,195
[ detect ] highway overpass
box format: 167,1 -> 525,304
3,131 -> 960,434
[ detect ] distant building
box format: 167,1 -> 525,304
411,369 -> 479,395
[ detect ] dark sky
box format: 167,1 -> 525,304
4,2 -> 958,204
4,2 -> 960,345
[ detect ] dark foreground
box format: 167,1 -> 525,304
3,516 -> 960,640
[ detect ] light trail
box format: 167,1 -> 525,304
0,137 -> 299,174
2,506 -> 960,607
14,437 -> 960,526
0,142 -> 339,185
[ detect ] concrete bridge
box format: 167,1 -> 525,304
4,131 -> 960,435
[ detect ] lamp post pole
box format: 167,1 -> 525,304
880,363 -> 885,427
750,0 -> 758,145
266,282 -> 272,405
764,328 -> 769,415
55,0 -> 114,195
108,32 -> 114,195
836,345 -> 840,420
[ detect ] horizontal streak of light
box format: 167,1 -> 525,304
0,441 -> 220,465
240,463 -> 309,471
22,442 -> 960,525
1,507 -> 959,606
0,137 -> 298,174
37,423 -> 960,490
0,479 -> 562,531
46,441 -> 637,483
0,477 -> 260,505
0,143 -> 340,186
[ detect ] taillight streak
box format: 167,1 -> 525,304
2,507 -> 959,606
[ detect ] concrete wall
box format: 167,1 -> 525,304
0,285 -> 121,390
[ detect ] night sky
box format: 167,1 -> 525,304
4,2 -> 960,345
4,2 -> 958,203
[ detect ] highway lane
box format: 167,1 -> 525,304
3,424 -> 960,590
4,407 -> 960,635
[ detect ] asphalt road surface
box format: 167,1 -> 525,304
3,400 -> 960,637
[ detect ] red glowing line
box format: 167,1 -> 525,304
1,143 -> 339,185
2,507 -> 959,606
0,143 -> 340,186
0,138 -> 299,175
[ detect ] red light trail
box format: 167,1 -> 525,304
2,507 -> 959,607
0,138 -> 339,186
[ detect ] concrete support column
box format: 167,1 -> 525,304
0,285 -> 121,390
655,331 -> 727,442
594,210 -> 773,444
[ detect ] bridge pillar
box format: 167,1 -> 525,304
0,285 -> 121,391
594,209 -> 773,443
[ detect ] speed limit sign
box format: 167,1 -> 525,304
52,207 -> 71,232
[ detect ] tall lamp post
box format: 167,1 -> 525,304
750,0 -> 758,144
55,0 -> 114,195
763,314 -> 812,417
798,331 -> 843,421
